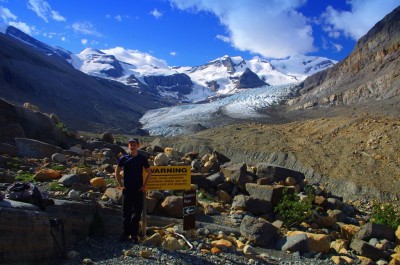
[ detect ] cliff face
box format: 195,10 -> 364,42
287,6 -> 400,110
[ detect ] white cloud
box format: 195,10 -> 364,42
27,0 -> 65,23
0,5 -> 16,22
333,43 -> 343,52
115,15 -> 122,22
150,8 -> 162,19
8,21 -> 34,35
61,36 -> 66,41
322,0 -> 399,40
216,34 -> 230,43
72,22 -> 102,37
170,51 -> 177,56
81,38 -> 88,45
51,10 -> 65,22
101,46 -> 168,69
169,0 -> 314,58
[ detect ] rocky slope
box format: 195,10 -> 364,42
0,32 -> 170,133
286,6 -> 400,110
158,112 -> 400,202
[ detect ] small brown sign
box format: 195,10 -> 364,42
183,190 -> 196,230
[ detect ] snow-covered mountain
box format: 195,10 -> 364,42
2,26 -> 336,104
71,48 -> 336,103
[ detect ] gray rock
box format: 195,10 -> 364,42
206,172 -> 225,187
52,152 -> 67,163
232,195 -> 272,215
350,239 -> 390,261
58,174 -> 82,188
276,233 -> 308,253
16,138 -> 63,158
255,163 -> 305,184
240,215 -> 280,248
355,223 -> 395,242
0,143 -> 18,157
245,183 -> 294,207
0,206 -> 52,264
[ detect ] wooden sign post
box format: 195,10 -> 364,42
183,190 -> 196,231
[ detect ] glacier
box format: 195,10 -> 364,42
140,83 -> 297,136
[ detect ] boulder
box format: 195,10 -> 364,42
276,233 -> 308,253
232,195 -> 272,215
220,163 -> 247,181
287,231 -> 331,253
16,138 -> 63,158
206,172 -> 225,187
104,188 -> 122,204
90,177 -> 107,189
154,153 -> 169,166
158,196 -> 183,218
58,174 -> 82,188
46,199 -> 98,249
0,143 -> 18,156
190,173 -> 208,189
350,239 -> 390,261
245,183 -> 294,207
101,132 -> 114,144
355,223 -> 395,242
0,207 -> 53,264
255,163 -> 305,184
52,153 -> 67,164
240,215 -> 280,248
33,169 -> 62,182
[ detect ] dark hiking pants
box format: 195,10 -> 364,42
122,189 -> 144,238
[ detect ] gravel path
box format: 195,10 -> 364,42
54,235 -> 333,265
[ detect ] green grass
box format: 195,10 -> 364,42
15,172 -> 35,182
6,162 -> 21,169
51,165 -> 65,171
198,190 -> 215,203
105,178 -> 117,186
48,182 -> 67,192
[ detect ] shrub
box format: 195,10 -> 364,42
371,203 -> 400,230
275,188 -> 314,227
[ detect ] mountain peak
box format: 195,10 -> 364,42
79,48 -> 105,56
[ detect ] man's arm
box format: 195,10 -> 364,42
115,166 -> 124,190
140,167 -> 151,191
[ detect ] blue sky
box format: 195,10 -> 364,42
0,0 -> 399,66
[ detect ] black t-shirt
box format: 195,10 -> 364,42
118,153 -> 150,191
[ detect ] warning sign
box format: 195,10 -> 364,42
143,166 -> 191,190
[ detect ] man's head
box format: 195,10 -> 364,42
128,138 -> 140,153
128,138 -> 139,145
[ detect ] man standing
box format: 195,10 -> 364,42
115,138 -> 151,243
